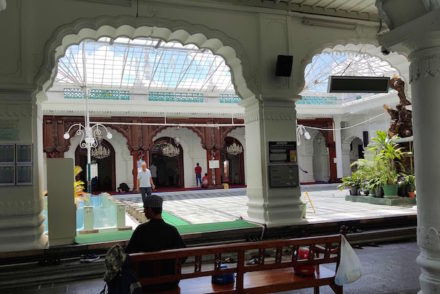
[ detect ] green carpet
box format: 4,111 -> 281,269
75,229 -> 133,244
75,214 -> 259,245
162,211 -> 190,226
175,220 -> 259,234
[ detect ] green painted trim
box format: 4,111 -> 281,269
162,211 -> 190,226
345,195 -> 416,206
74,219 -> 259,244
64,88 -> 130,100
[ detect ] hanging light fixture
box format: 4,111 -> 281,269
226,142 -> 243,156
63,92 -> 113,153
161,143 -> 180,157
91,145 -> 111,159
296,125 -> 311,145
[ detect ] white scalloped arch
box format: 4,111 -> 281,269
34,16 -> 255,103
301,43 -> 410,97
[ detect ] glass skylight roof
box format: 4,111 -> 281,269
54,37 -> 235,94
304,51 -> 397,93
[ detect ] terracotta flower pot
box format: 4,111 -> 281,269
408,191 -> 416,198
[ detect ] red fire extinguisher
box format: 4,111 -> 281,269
294,247 -> 316,276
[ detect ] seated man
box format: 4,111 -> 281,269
117,182 -> 130,193
126,195 -> 185,291
202,173 -> 209,189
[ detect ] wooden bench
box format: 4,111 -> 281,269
129,234 -> 344,294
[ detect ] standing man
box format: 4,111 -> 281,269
150,162 -> 157,187
137,162 -> 155,206
137,152 -> 145,172
195,162 -> 202,187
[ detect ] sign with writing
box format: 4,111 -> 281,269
269,141 -> 297,163
209,160 -> 220,169
0,120 -> 19,141
269,165 -> 299,188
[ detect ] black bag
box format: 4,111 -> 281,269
100,245 -> 142,294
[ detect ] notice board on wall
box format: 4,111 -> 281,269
268,141 -> 297,164
268,141 -> 298,188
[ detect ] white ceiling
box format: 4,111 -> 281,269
221,0 -> 379,21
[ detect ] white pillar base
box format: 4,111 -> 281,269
247,186 -> 306,227
243,98 -> 303,227
0,212 -> 48,252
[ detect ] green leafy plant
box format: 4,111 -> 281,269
404,174 -> 416,192
351,158 -> 375,191
338,172 -> 362,195
367,130 -> 404,185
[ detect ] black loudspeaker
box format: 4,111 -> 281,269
328,76 -> 389,93
275,55 -> 293,77
363,131 -> 369,147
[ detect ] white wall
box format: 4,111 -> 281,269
63,127 -> 132,191
153,127 -> 206,188
341,113 -> 389,177
226,127 -> 246,184
312,132 -> 330,182
297,129 -> 316,183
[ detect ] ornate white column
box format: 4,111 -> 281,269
411,47 -> 440,293
333,116 -> 343,179
242,98 -> 304,227
377,5 -> 440,293
0,91 -> 47,252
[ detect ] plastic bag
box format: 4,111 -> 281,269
335,235 -> 362,285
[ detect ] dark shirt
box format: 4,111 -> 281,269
126,219 -> 185,291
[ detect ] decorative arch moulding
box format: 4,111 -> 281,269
300,42 -> 410,92
42,115 -> 245,154
34,16 -> 256,103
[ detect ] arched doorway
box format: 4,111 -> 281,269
349,137 -> 364,173
151,137 -> 184,188
312,132 -> 330,183
75,139 -> 116,193
221,137 -> 245,185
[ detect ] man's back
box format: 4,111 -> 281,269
126,219 -> 184,253
195,165 -> 202,175
126,219 -> 185,291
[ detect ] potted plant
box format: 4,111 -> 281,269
368,161 -> 386,198
351,158 -> 374,196
406,174 -> 416,198
397,175 -> 408,197
339,173 -> 361,196
352,156 -> 386,198
367,131 -> 405,198
368,176 -> 383,198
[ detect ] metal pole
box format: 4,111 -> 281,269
83,86 -> 92,194
87,146 -> 91,194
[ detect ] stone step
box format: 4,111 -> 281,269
0,259 -> 105,289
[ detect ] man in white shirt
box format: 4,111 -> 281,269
137,162 -> 155,206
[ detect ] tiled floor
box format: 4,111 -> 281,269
113,185 -> 417,225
